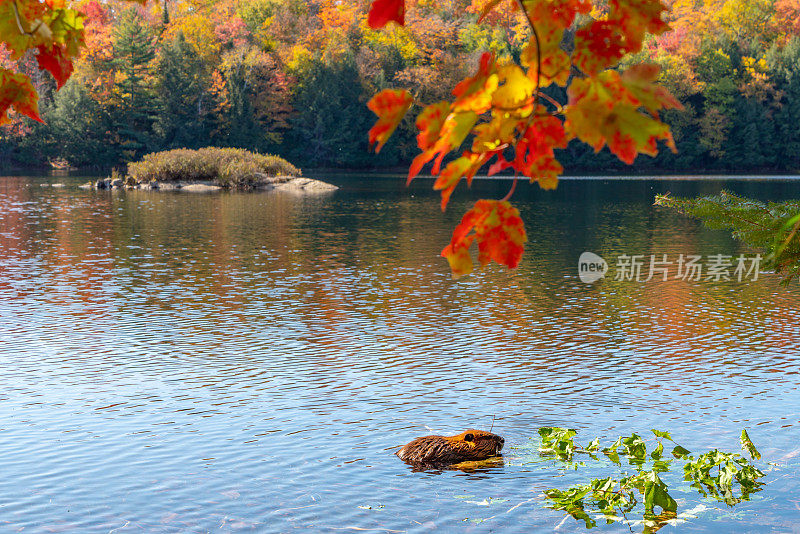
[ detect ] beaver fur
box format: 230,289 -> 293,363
396,429 -> 504,467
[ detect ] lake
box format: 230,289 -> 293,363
0,174 -> 798,533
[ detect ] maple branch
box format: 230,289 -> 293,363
514,0 -> 541,101
511,0 -> 542,165
537,91 -> 563,112
11,0 -> 44,38
498,0 -> 545,196
501,175 -> 518,201
11,1 -> 28,36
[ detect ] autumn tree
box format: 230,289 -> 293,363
218,50 -> 268,150
248,53 -> 293,149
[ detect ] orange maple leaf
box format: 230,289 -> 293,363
563,65 -> 681,164
433,152 -> 488,210
367,89 -> 413,153
487,115 -> 566,189
573,0 -> 669,74
519,0 -> 591,86
0,69 -> 43,124
408,111 -> 478,182
609,0 -> 669,40
452,52 -> 499,113
573,20 -> 631,75
621,63 -> 682,113
441,199 -> 527,278
522,0 -> 591,30
414,101 -> 450,153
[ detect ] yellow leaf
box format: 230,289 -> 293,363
493,64 -> 535,110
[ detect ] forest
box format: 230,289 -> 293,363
1,0 -> 799,172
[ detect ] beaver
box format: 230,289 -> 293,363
396,429 -> 504,467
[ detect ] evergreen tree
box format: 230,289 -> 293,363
154,32 -> 208,149
776,76 -> 800,172
111,7 -> 158,161
659,104 -> 704,171
726,96 -> 774,171
220,55 -> 264,150
769,37 -> 800,172
44,79 -> 120,166
286,58 -> 391,167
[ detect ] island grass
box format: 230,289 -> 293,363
127,147 -> 301,188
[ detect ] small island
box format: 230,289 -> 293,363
83,147 -> 338,193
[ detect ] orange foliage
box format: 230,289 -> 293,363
776,0 -> 800,36
368,88 -> 414,153
0,68 -> 42,124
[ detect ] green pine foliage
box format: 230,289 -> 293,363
654,190 -> 800,285
111,7 -> 159,161
286,58 -> 385,168
153,32 -> 209,149
45,80 -> 120,167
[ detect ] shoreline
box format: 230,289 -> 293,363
6,169 -> 799,180
76,176 -> 339,193
2,162 -> 799,180
475,174 -> 800,181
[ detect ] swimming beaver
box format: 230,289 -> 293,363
396,429 -> 504,467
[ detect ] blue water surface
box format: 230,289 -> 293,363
0,174 -> 798,533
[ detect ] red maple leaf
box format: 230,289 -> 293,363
36,44 -> 74,89
367,0 -> 405,28
0,69 -> 43,124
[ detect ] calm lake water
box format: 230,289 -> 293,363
1,174 -> 799,533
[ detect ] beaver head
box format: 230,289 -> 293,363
396,429 -> 504,467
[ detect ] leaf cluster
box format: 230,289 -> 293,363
367,0 -> 681,278
654,190 -> 800,285
0,0 -> 127,124
537,427 -> 766,532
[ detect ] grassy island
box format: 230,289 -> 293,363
126,147 -> 301,189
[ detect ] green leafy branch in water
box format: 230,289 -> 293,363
654,191 -> 800,285
538,427 -> 766,532
683,429 -> 765,507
